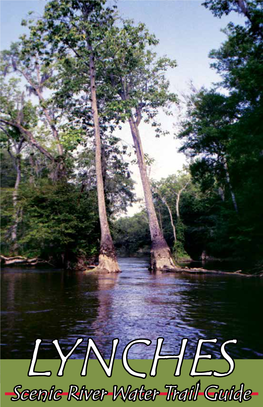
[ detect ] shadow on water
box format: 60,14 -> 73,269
1,258 -> 263,359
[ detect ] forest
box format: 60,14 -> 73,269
1,0 -> 262,273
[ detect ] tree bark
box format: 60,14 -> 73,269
176,182 -> 189,219
157,207 -> 163,234
235,0 -> 251,21
162,196 -> 177,243
234,0 -> 261,36
9,154 -> 21,253
34,70 -> 65,179
223,159 -> 238,213
0,118 -> 65,182
88,46 -> 120,273
0,119 -> 54,162
128,116 -> 178,272
17,66 -> 66,179
7,138 -> 25,253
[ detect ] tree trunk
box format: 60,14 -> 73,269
10,154 -> 21,253
162,197 -> 177,243
7,139 -> 24,254
128,116 -> 178,272
157,207 -> 163,234
88,46 -> 120,273
176,192 -> 180,220
0,119 -> 55,162
223,159 -> 238,213
176,182 -> 189,219
236,0 -> 251,20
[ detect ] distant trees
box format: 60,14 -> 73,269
152,172 -> 191,260
113,211 -> 151,257
114,170 -> 206,261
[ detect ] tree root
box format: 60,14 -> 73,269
85,253 -> 121,273
150,245 -> 179,273
149,248 -> 262,277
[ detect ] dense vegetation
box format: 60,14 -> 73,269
178,0 -> 263,263
114,0 -> 263,265
1,0 -> 262,270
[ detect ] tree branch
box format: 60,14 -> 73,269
0,118 -> 54,161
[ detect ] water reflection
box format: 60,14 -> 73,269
1,258 -> 263,359
90,273 -> 120,353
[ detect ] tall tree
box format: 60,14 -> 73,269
102,21 -> 179,271
31,0 -> 121,272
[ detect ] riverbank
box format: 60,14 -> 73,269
1,254 -> 262,277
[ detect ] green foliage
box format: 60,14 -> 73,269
0,1 -> 136,267
176,0 -> 263,261
0,188 -> 16,254
202,0 -> 262,32
1,0 -> 262,267
151,172 -> 190,255
173,220 -> 188,261
0,77 -> 38,131
101,20 -> 178,134
1,181 -> 100,267
113,211 -> 151,257
0,150 -> 17,187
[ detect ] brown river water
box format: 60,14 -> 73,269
1,258 -> 263,359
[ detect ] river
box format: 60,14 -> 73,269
1,258 -> 263,359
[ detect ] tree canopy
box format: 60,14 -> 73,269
1,0 -> 262,270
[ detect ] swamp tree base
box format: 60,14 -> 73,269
86,253 -> 121,273
150,245 -> 179,273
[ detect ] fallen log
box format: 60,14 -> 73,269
165,266 -> 263,277
1,255 -> 53,267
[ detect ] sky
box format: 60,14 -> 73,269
0,0 -> 244,215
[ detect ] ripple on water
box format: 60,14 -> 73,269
1,258 -> 263,359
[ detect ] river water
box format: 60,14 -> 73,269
1,258 -> 263,359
